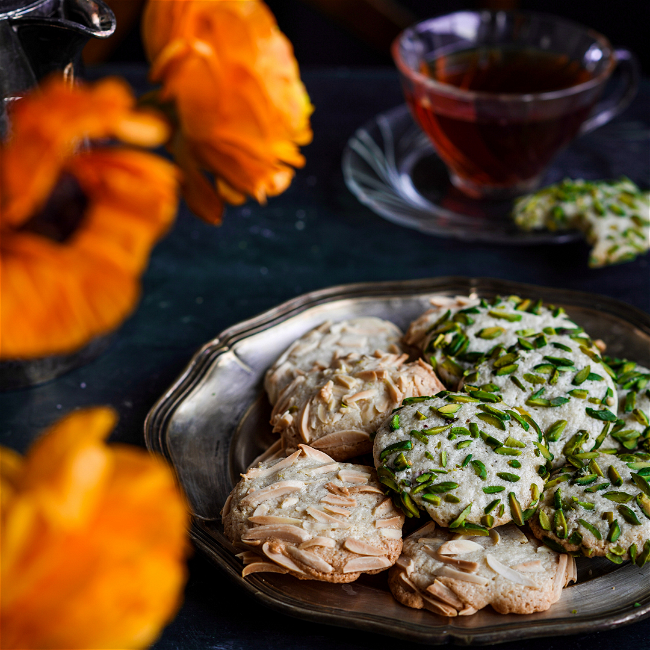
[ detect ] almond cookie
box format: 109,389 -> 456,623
265,318 -> 403,405
388,522 -> 574,616
373,395 -> 545,531
606,359 -> 650,453
271,352 -> 443,461
223,444 -> 404,583
405,295 -> 583,389
464,333 -> 618,467
529,453 -> 650,567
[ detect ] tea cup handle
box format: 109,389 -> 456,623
579,49 -> 640,135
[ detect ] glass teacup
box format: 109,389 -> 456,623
393,11 -> 639,199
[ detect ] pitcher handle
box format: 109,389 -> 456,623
579,48 -> 640,136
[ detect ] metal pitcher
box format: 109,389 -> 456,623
0,0 -> 116,135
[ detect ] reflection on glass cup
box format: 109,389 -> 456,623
393,12 -> 639,199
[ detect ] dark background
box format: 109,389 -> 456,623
90,0 -> 650,75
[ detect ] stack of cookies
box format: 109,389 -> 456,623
222,298 -> 650,617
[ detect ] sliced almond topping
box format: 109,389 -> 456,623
252,504 -> 269,517
262,542 -> 305,574
221,493 -> 233,518
298,444 -> 335,464
280,497 -> 298,509
243,449 -> 302,479
242,562 -> 289,577
337,469 -> 371,484
303,521 -> 350,531
552,554 -> 569,600
489,529 -> 500,546
373,498 -> 395,517
342,556 -> 392,573
308,463 -> 340,475
236,551 -> 261,565
299,537 -> 336,549
426,580 -> 465,609
417,537 -> 446,545
311,431 -> 371,450
380,528 -> 402,539
396,556 -> 414,573
355,370 -> 378,381
322,504 -> 352,517
273,375 -> 305,416
485,554 -> 537,587
299,402 -> 311,443
459,606 -> 478,616
512,560 -> 545,573
318,380 -> 334,403
334,374 -> 356,389
343,538 -> 387,556
348,485 -> 383,494
417,521 -> 437,537
384,375 -> 402,403
396,570 -> 418,593
241,524 -> 311,544
248,515 -> 302,526
287,546 -> 334,573
306,506 -> 348,524
240,480 -> 305,507
345,389 -> 377,403
438,540 -> 483,555
375,516 -> 402,528
567,556 -> 577,585
436,566 -> 490,586
321,494 -> 357,507
424,547 -> 479,573
421,594 -> 458,617
511,527 -> 529,544
325,482 -> 350,496
375,394 -> 391,413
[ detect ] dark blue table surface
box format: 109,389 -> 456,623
2,64 -> 649,649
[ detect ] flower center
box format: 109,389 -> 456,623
20,173 -> 88,243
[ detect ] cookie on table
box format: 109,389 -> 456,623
606,359 -> 650,453
223,444 -> 404,583
464,333 -> 619,467
529,453 -> 650,567
264,318 -> 404,405
388,521 -> 574,616
405,295 -> 583,388
372,395 -> 545,531
270,352 -> 444,461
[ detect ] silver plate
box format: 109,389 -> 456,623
145,277 -> 650,645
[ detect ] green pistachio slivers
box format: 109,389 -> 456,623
509,492 -> 524,526
484,499 -> 500,515
488,310 -> 522,322
410,430 -> 429,445
471,459 -> 487,480
603,491 -> 634,503
494,447 -> 522,457
586,407 -> 617,422
483,485 -> 505,494
481,515 -> 495,528
505,410 -> 529,431
607,465 -> 623,487
545,474 -> 570,489
636,493 -> 650,519
618,504 -> 642,525
496,364 -> 519,376
379,440 -> 413,461
389,413 -> 400,431
542,536 -> 566,553
608,519 -> 621,542
478,326 -> 505,339
577,519 -> 603,540
632,473 -> 650,496
477,413 -> 507,430
496,472 -> 520,482
573,366 -> 591,385
543,355 -> 575,368
421,493 -> 441,505
539,509 -> 552,530
426,481 -> 459,494
575,474 -> 598,486
504,436 -> 526,448
554,509 -> 568,538
449,503 -> 473,528
545,420 -> 568,443
422,424 -> 452,436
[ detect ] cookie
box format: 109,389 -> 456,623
388,521 -> 574,616
265,318 -> 403,404
606,359 -> 650,453
223,444 -> 404,582
529,453 -> 650,567
464,333 -> 619,467
512,178 -> 650,268
405,295 -> 582,388
270,352 -> 444,461
372,395 -> 545,531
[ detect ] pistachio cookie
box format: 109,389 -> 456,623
529,453 -> 650,566
464,334 -> 618,467
265,318 -> 404,405
606,359 -> 650,453
388,522 -> 573,616
405,295 -> 582,388
224,444 -> 404,582
372,395 -> 545,531
270,352 -> 443,461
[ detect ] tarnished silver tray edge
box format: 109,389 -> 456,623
144,276 -> 650,645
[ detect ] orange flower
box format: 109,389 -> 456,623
0,78 -> 179,360
0,407 -> 190,650
142,0 -> 313,224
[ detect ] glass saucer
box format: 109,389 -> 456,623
342,105 -> 643,244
